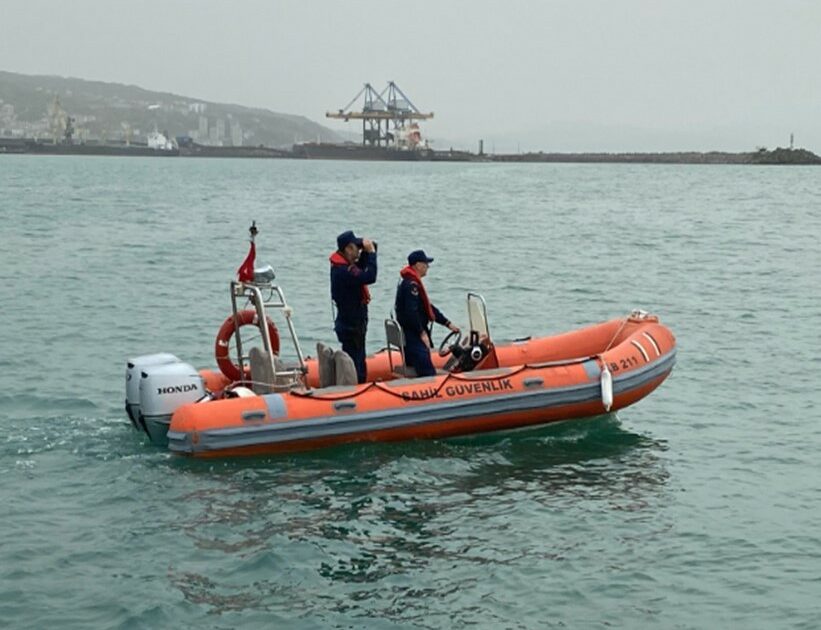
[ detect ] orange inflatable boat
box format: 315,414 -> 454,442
125,235 -> 676,458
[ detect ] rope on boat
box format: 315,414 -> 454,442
230,311 -> 651,405
597,310 -> 643,411
603,315 -> 631,353
289,364 -> 531,402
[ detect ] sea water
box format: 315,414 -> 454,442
1,155 -> 820,628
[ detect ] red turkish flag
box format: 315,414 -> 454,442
237,241 -> 256,282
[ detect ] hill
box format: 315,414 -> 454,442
0,70 -> 342,148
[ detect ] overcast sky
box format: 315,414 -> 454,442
2,0 -> 819,152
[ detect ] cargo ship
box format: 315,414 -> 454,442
292,142 -> 478,162
0,137 -> 179,157
292,142 -> 427,161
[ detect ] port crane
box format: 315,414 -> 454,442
47,96 -> 75,144
326,82 -> 433,147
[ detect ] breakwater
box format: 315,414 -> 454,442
2,137 -> 819,165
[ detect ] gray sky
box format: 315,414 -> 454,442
2,0 -> 820,152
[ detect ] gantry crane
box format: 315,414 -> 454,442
326,82 -> 433,148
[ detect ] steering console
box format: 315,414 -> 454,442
438,330 -> 462,357
443,330 -> 488,373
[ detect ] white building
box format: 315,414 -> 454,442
231,121 -> 243,147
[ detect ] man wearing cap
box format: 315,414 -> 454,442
395,250 -> 460,378
330,230 -> 377,383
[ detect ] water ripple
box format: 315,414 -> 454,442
2,158 -> 820,628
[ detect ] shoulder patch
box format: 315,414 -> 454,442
410,284 -> 419,296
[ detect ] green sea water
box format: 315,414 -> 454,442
0,155 -> 819,629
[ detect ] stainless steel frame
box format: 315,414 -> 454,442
229,280 -> 307,387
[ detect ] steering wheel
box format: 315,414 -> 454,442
438,330 -> 462,357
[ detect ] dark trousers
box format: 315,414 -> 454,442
336,326 -> 367,384
404,331 -> 436,377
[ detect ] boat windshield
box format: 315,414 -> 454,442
467,292 -> 490,341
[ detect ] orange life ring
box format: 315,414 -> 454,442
214,310 -> 280,382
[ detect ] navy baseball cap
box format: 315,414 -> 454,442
408,250 -> 434,265
337,230 -> 363,250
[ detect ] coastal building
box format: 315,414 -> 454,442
231,121 -> 243,147
208,125 -> 220,145
0,102 -> 15,136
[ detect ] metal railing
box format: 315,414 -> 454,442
229,279 -> 307,388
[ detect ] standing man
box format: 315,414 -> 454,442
330,230 -> 377,383
395,250 -> 460,377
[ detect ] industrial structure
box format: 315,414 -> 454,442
326,82 -> 433,149
47,96 -> 75,144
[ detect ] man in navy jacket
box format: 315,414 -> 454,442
330,230 -> 377,383
395,250 -> 459,377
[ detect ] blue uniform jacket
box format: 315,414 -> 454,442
395,277 -> 449,343
331,251 -> 377,333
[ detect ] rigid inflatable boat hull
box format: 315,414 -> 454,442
168,325 -> 675,458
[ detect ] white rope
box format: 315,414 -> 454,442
603,314 -> 631,353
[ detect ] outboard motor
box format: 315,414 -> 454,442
139,362 -> 204,444
126,353 -> 180,430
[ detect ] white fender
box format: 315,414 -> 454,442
600,363 -> 613,412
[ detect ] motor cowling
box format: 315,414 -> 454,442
139,362 -> 204,444
125,353 -> 180,429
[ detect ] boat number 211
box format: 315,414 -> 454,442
609,355 -> 641,372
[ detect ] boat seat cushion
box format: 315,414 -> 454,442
249,346 -> 275,394
317,342 -> 336,388
271,355 -> 291,391
334,349 -> 358,386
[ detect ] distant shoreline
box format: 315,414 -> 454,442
2,137 -> 819,165
491,147 -> 821,165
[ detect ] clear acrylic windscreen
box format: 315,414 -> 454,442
467,295 -> 489,338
